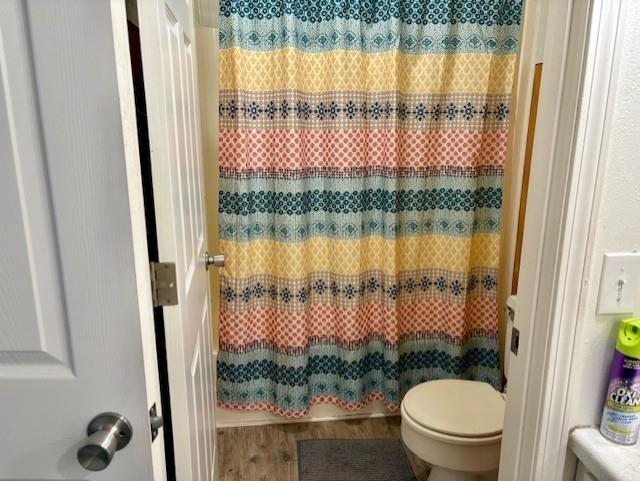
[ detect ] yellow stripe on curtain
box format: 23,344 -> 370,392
220,235 -> 500,278
220,48 -> 516,94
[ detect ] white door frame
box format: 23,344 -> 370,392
116,0 -> 627,479
499,1 -> 626,481
111,1 -> 168,479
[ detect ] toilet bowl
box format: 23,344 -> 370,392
400,379 -> 505,481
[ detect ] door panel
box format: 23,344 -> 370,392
0,1 -> 156,479
137,0 -> 216,479
0,0 -> 71,375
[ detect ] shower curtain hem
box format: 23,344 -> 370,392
217,392 -> 399,419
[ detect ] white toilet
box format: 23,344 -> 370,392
400,379 -> 505,481
401,298 -> 516,480
400,296 -> 517,480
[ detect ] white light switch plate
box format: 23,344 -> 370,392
596,252 -> 640,315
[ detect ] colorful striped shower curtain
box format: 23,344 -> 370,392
217,0 -> 523,417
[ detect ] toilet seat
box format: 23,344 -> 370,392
402,380 -> 505,439
401,402 -> 502,447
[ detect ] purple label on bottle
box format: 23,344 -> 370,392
600,351 -> 640,445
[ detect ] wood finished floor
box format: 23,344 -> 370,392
217,416 -> 430,481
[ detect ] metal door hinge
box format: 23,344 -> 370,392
150,262 -> 178,307
149,403 -> 164,442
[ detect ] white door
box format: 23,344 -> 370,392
0,1 -> 162,480
137,1 -> 217,480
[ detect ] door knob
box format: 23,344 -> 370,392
77,412 -> 132,471
205,252 -> 224,270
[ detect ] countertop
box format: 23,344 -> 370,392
570,427 -> 640,481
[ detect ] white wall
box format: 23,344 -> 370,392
568,5 -> 640,428
196,26 -> 221,350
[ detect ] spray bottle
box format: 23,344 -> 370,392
600,318 -> 640,445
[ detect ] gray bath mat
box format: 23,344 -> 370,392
297,439 -> 417,481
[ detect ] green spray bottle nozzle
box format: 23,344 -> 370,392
617,319 -> 640,359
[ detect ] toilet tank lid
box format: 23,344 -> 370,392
402,380 -> 505,438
